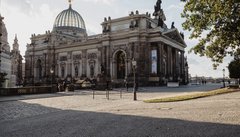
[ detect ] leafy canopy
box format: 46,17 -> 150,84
228,58 -> 240,79
181,0 -> 240,68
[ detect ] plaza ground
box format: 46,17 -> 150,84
0,84 -> 240,137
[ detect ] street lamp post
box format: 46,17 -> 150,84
132,58 -> 137,101
223,68 -> 225,88
50,68 -> 54,92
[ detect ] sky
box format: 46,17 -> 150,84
0,0 -> 231,78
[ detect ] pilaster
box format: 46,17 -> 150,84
82,49 -> 87,76
167,46 -> 172,78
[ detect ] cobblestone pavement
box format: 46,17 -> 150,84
0,84 -> 240,137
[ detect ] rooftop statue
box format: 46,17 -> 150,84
153,0 -> 162,16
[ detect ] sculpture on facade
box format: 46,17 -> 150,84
171,22 -> 175,29
180,32 -> 185,39
153,0 -> 162,16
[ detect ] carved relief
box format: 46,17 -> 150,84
87,53 -> 97,60
112,44 -> 127,53
73,54 -> 82,60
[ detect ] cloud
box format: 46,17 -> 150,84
187,57 -> 199,65
166,2 -> 184,11
82,0 -> 117,5
1,1 -> 59,58
2,0 -> 33,15
184,37 -> 199,51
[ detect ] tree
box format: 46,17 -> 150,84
181,0 -> 240,68
228,58 -> 240,84
0,72 -> 7,87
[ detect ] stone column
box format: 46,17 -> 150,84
158,43 -> 163,76
101,47 -> 105,67
69,52 -> 72,76
70,61 -> 73,76
56,54 -> 59,78
58,63 -> 60,77
139,42 -> 148,77
111,58 -> 116,79
132,42 -> 140,74
47,52 -> 51,76
176,49 -> 179,77
82,50 -> 87,77
97,48 -> 102,75
167,46 -> 172,79
134,42 -> 139,59
44,53 -> 47,77
181,51 -> 185,77
106,45 -> 110,76
129,43 -> 134,73
65,63 -> 67,78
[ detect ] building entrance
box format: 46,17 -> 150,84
116,51 -> 126,79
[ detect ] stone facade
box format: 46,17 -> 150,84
25,1 -> 188,86
0,15 -> 11,87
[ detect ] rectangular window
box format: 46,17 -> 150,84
151,50 -> 157,74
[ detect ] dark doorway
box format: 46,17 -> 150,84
116,51 -> 126,79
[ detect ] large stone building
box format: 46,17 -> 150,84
25,0 -> 188,86
0,14 -> 11,87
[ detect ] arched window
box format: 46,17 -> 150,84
116,51 -> 126,79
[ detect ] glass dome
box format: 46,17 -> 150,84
53,5 -> 86,31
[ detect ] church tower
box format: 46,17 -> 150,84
12,34 -> 19,51
11,34 -> 23,86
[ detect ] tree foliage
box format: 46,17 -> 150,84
181,0 -> 240,68
228,58 -> 240,79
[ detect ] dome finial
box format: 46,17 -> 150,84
68,0 -> 72,7
15,33 -> 17,38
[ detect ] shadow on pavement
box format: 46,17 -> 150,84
138,83 -> 223,93
0,92 -> 74,102
0,101 -> 239,137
